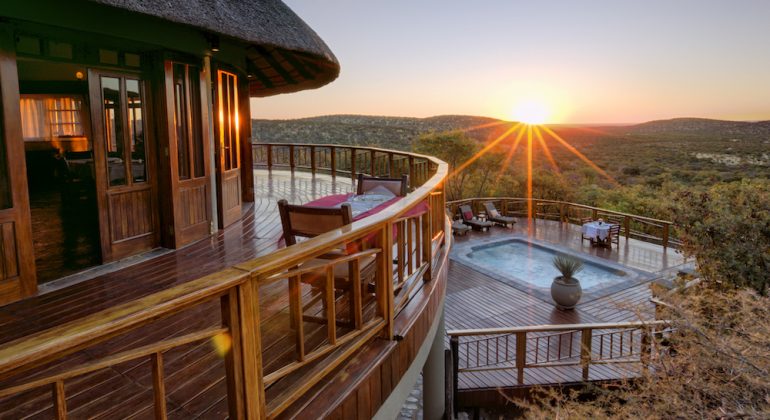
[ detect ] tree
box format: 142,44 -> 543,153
670,179 -> 770,295
413,131 -> 480,201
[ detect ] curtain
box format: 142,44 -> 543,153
20,98 -> 49,140
20,97 -> 83,140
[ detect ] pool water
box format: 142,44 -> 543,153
464,240 -> 630,290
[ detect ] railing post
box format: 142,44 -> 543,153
662,224 -> 669,249
330,146 -> 336,177
624,216 -> 631,239
151,352 -> 168,419
378,223 -> 395,340
516,332 -> 526,385
581,328 -> 592,381
422,210 -> 432,282
388,153 -> 395,178
266,144 -> 272,170
310,145 -> 316,174
221,289 -> 246,419
53,381 -> 67,420
640,326 -> 651,374
288,144 -> 295,171
559,203 -> 566,223
238,280 -> 266,419
370,150 -> 376,176
350,148 -> 357,180
408,155 -> 415,190
450,335 -> 459,413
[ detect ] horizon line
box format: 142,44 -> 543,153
250,113 -> 770,126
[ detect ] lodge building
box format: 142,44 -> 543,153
0,1 -> 451,419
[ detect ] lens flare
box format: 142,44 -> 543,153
212,332 -> 232,357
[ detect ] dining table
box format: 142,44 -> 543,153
305,192 -> 428,221
581,220 -> 615,243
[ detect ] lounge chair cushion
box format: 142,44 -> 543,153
462,210 -> 473,220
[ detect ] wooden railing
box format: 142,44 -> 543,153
448,320 -> 670,403
252,143 -> 436,189
447,197 -> 679,248
0,145 -> 449,419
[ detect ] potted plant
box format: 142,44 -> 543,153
550,254 -> 584,309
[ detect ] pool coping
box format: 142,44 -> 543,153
450,235 -> 657,305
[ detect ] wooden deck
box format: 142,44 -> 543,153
445,223 -> 686,405
0,169 -> 359,419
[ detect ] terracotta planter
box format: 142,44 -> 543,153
550,276 -> 582,309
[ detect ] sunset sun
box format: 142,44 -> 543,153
510,99 -> 551,125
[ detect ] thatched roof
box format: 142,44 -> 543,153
88,0 -> 339,97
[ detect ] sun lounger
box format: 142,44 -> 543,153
482,202 -> 516,228
459,204 -> 493,231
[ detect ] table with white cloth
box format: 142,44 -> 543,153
581,221 -> 615,243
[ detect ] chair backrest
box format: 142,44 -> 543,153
356,174 -> 408,197
459,205 -> 475,222
609,224 -> 621,235
482,202 -> 501,218
278,199 -> 353,246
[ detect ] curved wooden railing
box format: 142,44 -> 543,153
252,143 -> 436,189
447,197 -> 679,248
0,144 -> 449,419
447,320 -> 671,407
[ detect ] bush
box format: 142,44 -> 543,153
516,285 -> 770,418
670,179 -> 770,294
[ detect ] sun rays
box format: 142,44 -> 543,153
448,120 -> 619,233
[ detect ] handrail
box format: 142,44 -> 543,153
447,320 -> 671,337
0,267 -> 249,379
447,196 -> 678,248
447,319 -> 671,409
0,142 -> 449,420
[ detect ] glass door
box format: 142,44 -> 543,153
89,70 -> 158,261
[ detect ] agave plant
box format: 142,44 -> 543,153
552,254 -> 584,283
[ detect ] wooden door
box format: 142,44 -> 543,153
89,71 -> 158,261
214,70 -> 241,228
163,61 -> 211,246
0,34 -> 36,305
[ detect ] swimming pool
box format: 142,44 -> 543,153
452,237 -> 652,302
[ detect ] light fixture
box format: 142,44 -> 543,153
208,34 -> 220,53
75,71 -> 85,80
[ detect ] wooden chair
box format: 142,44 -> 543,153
357,174 -> 408,197
482,201 -> 516,228
607,224 -> 621,248
580,217 -> 594,243
459,204 -> 493,231
278,199 -> 376,328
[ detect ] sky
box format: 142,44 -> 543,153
252,1 -> 770,124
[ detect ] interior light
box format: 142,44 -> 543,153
75,71 -> 85,80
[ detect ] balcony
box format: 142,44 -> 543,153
0,144 -> 449,419
444,198 -> 687,410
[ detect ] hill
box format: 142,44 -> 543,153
251,114 -> 508,151
621,118 -> 770,139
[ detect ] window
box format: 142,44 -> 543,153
217,70 -> 239,171
172,63 -> 205,179
101,76 -> 146,186
20,96 -> 85,141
